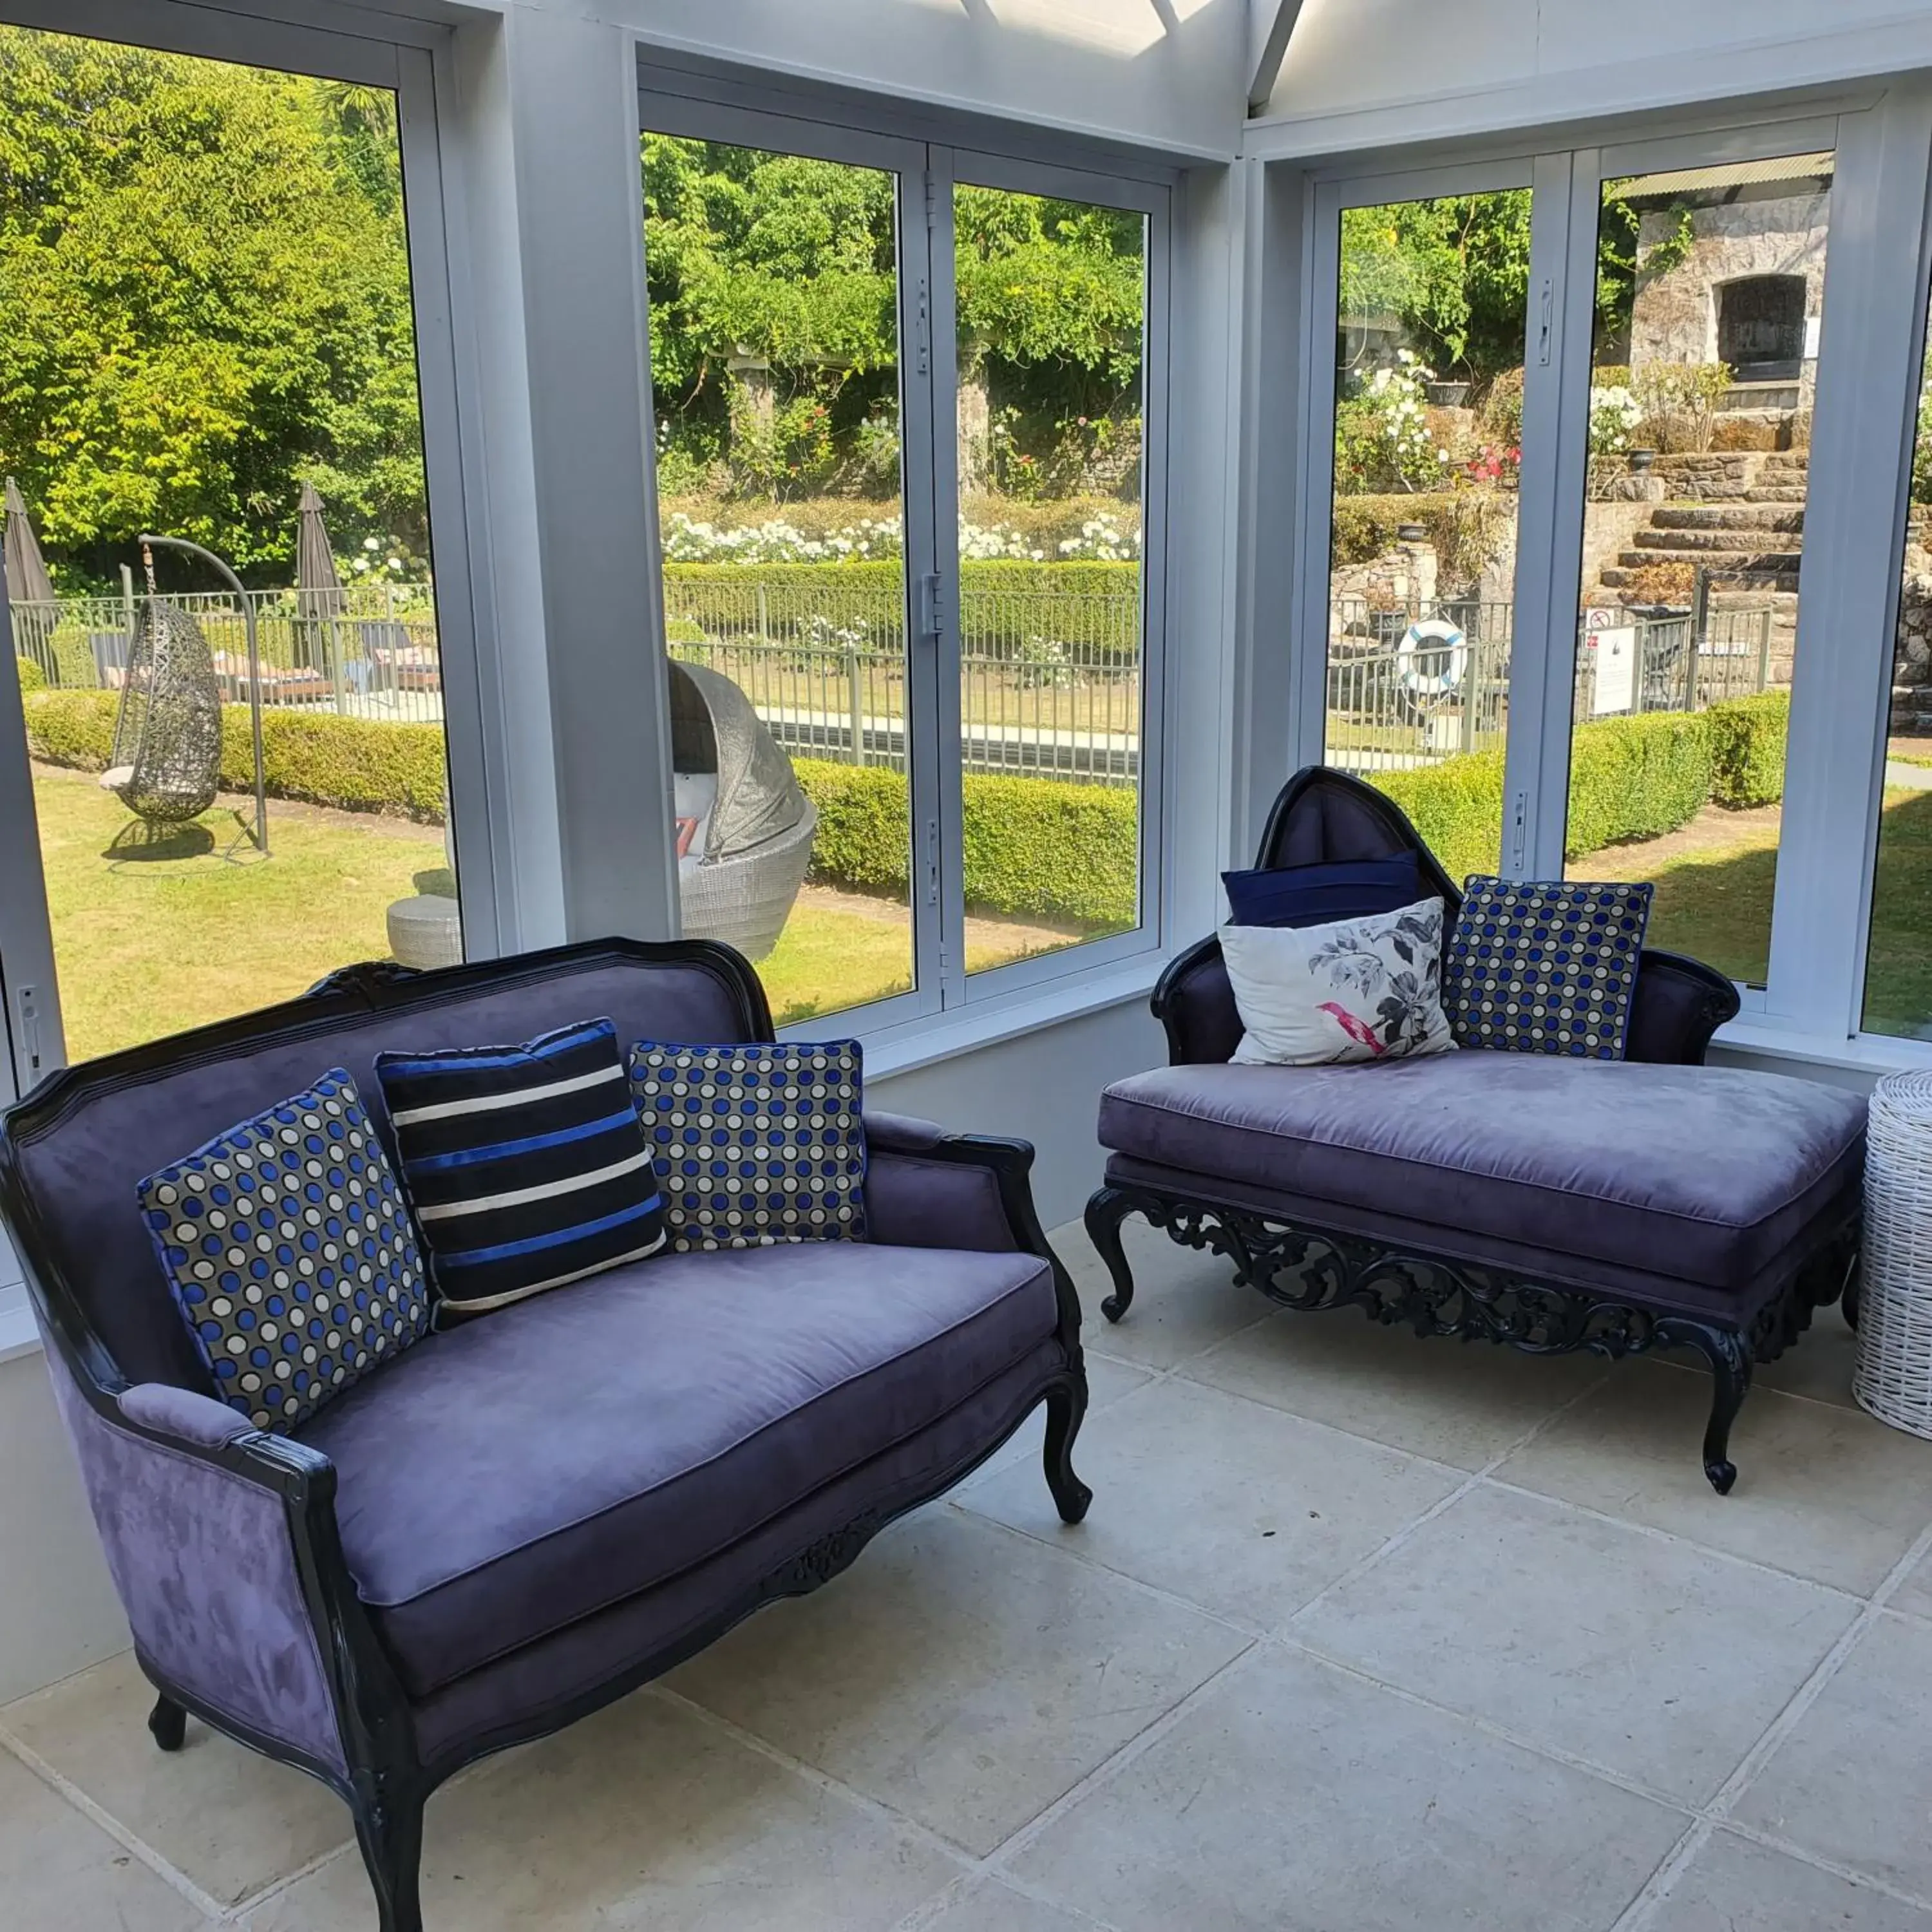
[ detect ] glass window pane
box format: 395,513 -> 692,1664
954,183 -> 1147,975
1564,153 -> 1833,987
1,27 -> 461,1063
1862,294 -> 1932,1038
1323,192 -> 1530,882
640,134 -> 913,1024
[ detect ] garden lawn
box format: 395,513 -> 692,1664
1571,788 -> 1932,1029
31,770 -> 1075,1060
32,768 -> 439,1063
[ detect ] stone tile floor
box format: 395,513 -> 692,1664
7,1215 -> 1932,1930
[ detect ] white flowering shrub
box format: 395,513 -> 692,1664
1335,349 -> 1453,493
1588,384 -> 1645,457
660,510 -> 1141,565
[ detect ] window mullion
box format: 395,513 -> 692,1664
1502,149 -> 1588,882
900,149 -> 961,1012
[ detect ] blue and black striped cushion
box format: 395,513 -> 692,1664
375,1017 -> 666,1316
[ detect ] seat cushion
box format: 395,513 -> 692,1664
1099,1053 -> 1865,1300
296,1241 -> 1057,1696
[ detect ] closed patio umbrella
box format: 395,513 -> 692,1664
4,476 -> 57,674
293,480 -> 346,685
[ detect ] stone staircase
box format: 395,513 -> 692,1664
1590,452 -> 1808,672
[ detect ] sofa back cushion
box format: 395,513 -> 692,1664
4,944 -> 762,1390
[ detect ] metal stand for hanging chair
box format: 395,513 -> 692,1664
116,535 -> 268,853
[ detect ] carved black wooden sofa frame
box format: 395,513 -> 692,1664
1084,766 -> 1858,1497
0,938 -> 1090,1932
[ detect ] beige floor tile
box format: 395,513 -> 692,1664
1007,1645 -> 1685,1932
1291,1483 -> 1857,1804
246,1690 -> 958,1932
1495,1360 -> 1932,1592
1184,1305 -> 1609,1468
1885,1538 -> 1932,1623
0,1650 -> 349,1908
667,1508 -> 1251,1855
0,1748 -> 210,1932
1732,1612 -> 1932,1901
959,1377 -> 1458,1627
1648,1829 -> 1932,1931
1049,1214 -> 1274,1372
1754,1302 -> 1859,1410
907,1874 -> 1113,1931
955,1352 -> 1154,1492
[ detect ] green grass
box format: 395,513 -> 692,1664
31,770 -> 1070,1059
1864,787 -> 1932,1039
1574,789 -> 1932,1027
33,770 -> 437,1062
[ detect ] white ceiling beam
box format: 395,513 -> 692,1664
1246,0 -> 1305,114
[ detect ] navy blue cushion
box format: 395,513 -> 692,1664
375,1018 -> 666,1316
1222,853 -> 1422,928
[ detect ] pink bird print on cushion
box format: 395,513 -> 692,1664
1317,1002 -> 1387,1054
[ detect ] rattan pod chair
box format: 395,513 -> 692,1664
103,600 -> 223,824
670,659 -> 817,960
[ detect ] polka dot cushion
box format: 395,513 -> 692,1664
138,1070 -> 431,1430
1442,877 -> 1654,1059
628,1040 -> 867,1251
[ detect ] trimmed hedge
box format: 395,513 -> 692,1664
1373,690 -> 1790,886
23,690 -> 448,822
1707,690 -> 1789,808
15,655 -> 44,692
19,681 -> 1792,930
665,558 -> 1141,658
795,756 -> 1137,929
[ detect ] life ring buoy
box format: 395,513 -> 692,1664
1396,618 -> 1468,699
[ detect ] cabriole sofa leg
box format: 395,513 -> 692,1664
1084,1186 -> 1139,1323
1042,1378 -> 1092,1524
353,1777 -> 426,1932
147,1694 -> 185,1753
1659,1319 -> 1753,1496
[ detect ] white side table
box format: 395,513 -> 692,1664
1854,1068 -> 1932,1439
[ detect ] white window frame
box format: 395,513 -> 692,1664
0,0 -> 506,1096
636,69 -> 1177,1040
1287,87 -> 1932,1057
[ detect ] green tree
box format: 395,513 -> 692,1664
0,28 -> 423,585
1338,189 -> 1664,386
640,137 -> 1145,497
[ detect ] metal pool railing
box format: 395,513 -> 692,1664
663,573 -> 1144,785
10,587 -> 446,725
1325,598 -> 1777,776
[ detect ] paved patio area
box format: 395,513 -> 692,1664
6,1217 -> 1931,1931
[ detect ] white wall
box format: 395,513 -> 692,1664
605,0 -> 1244,160
1258,0 -> 1932,154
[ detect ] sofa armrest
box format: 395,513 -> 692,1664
44,1359 -> 393,1780
1150,936 -> 1245,1065
864,1113 -> 1027,1253
862,1113 -> 1084,1355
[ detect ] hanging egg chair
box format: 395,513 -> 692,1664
100,599 -> 223,824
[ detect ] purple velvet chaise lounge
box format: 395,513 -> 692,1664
0,938 -> 1090,1932
1086,767 -> 1866,1495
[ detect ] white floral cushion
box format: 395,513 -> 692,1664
1220,897 -> 1456,1066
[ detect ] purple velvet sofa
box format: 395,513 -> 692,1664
1086,768 -> 1865,1495
0,938 -> 1090,1932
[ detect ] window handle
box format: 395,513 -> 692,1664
1537,276 -> 1554,366
15,983 -> 43,1083
916,571 -> 944,643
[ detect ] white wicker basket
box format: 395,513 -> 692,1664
1853,1068 -> 1932,1438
